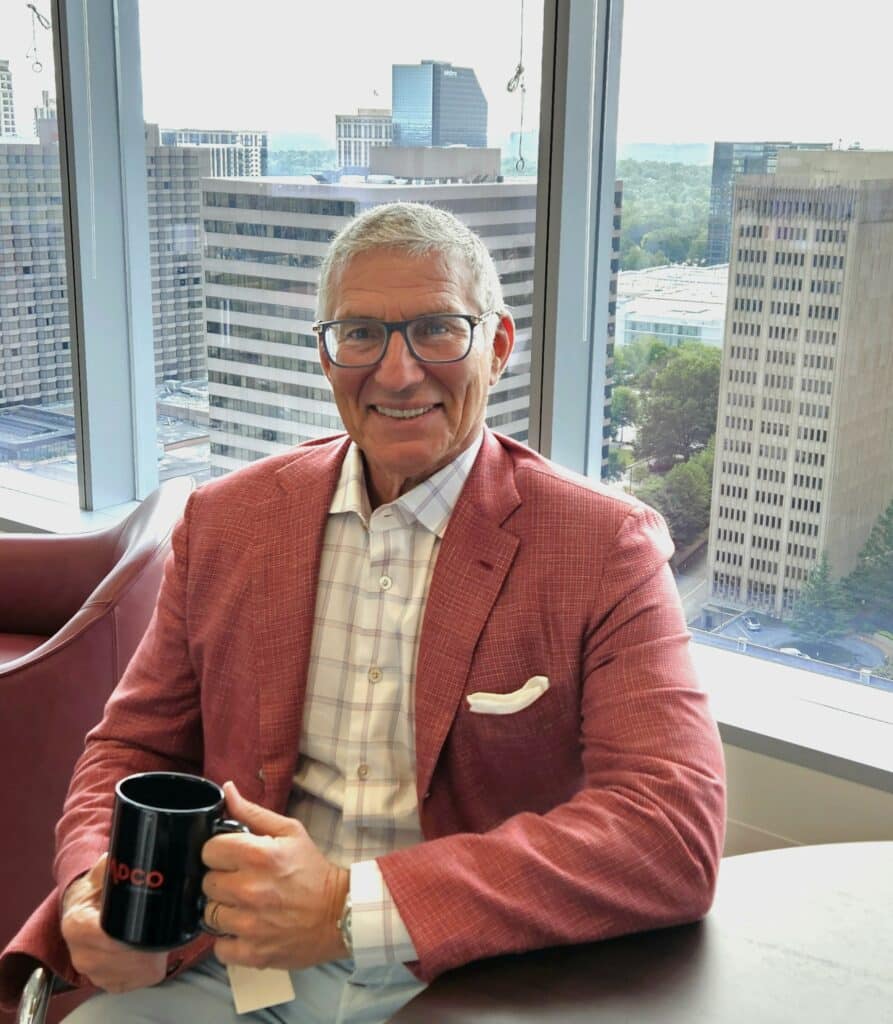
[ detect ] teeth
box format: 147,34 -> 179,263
375,405 -> 434,419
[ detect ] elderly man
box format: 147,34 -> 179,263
0,203 -> 725,1022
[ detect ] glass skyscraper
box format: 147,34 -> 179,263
392,60 -> 487,148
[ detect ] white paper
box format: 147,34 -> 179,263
227,964 -> 296,1015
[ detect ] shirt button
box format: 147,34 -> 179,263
368,666 -> 382,684
357,763 -> 370,780
379,574 -> 393,591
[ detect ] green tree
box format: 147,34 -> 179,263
616,159 -> 711,271
843,499 -> 893,631
648,459 -> 711,546
635,343 -> 721,464
608,385 -> 639,442
690,435 -> 716,489
790,554 -> 850,642
873,659 -> 893,681
603,446 -> 633,482
612,336 -> 672,387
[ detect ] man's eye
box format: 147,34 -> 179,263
345,326 -> 371,340
415,318 -> 450,337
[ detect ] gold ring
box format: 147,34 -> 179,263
208,900 -> 224,935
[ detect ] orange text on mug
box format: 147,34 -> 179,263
107,858 -> 165,889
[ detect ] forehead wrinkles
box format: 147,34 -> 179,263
331,251 -> 478,320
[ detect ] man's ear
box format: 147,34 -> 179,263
489,312 -> 515,385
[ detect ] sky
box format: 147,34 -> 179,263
2,0 -> 892,152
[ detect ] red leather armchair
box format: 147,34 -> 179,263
0,477 -> 194,1021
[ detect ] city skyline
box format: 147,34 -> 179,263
3,1 -> 890,152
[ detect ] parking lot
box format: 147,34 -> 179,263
712,611 -> 885,669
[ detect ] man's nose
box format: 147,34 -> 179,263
373,329 -> 426,388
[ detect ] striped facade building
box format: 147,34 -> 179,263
708,150 -> 893,617
201,179 -> 538,476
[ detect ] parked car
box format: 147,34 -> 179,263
743,615 -> 761,632
779,647 -> 812,660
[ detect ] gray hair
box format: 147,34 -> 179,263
316,201 -> 504,320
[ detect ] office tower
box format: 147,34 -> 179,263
336,108 -> 392,170
707,150 -> 893,618
706,142 -> 832,266
159,127 -> 269,177
0,140 -> 70,408
201,176 -> 535,476
0,61 -> 16,138
0,125 -> 213,414
33,90 -> 56,140
391,61 -> 487,148
145,124 -> 212,384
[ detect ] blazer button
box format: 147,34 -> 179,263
256,769 -> 266,783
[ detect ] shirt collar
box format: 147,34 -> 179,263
329,431 -> 484,538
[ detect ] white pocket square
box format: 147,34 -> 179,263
466,675 -> 550,715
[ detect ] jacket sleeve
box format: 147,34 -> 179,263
52,491 -> 206,900
377,503 -> 726,981
0,494 -> 207,1007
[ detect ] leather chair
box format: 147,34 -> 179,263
0,477 -> 194,1023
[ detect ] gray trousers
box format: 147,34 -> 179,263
64,956 -> 425,1024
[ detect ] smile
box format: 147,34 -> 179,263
373,405 -> 436,419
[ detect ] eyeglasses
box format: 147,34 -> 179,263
311,312 -> 498,368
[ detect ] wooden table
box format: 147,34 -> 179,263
390,841 -> 893,1023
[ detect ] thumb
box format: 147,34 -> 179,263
87,851 -> 109,886
222,780 -> 294,838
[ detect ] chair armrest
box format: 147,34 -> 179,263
16,966 -> 52,1024
0,533 -> 117,635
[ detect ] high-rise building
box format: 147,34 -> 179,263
0,60 -> 16,138
335,108 -> 392,170
145,124 -> 212,384
706,142 -> 832,266
159,127 -> 269,177
707,150 -> 893,618
0,124 -> 213,412
201,177 -> 535,476
0,140 -> 70,408
33,90 -> 56,141
391,61 -> 487,148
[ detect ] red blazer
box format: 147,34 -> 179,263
0,429 -> 725,1004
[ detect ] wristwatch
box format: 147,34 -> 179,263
337,893 -> 353,956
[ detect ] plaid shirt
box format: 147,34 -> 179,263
287,433 -> 483,967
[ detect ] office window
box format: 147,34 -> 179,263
0,7 -> 77,503
611,0 -> 893,689
138,0 -> 545,481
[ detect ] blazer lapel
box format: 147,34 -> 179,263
414,431 -> 522,800
251,436 -> 351,803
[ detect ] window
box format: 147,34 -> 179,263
0,5 -> 77,503
138,0 -> 545,481
611,0 -> 893,692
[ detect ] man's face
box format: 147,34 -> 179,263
319,247 -> 514,507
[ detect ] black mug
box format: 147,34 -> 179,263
100,771 -> 247,950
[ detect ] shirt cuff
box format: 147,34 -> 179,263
349,859 -> 419,967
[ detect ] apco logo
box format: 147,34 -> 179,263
109,857 -> 165,889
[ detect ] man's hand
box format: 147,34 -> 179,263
201,781 -> 350,970
60,853 -> 168,993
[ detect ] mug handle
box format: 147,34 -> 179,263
198,818 -> 250,936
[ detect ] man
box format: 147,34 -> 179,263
0,203 -> 725,1022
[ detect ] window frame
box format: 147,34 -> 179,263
2,0 -> 890,789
